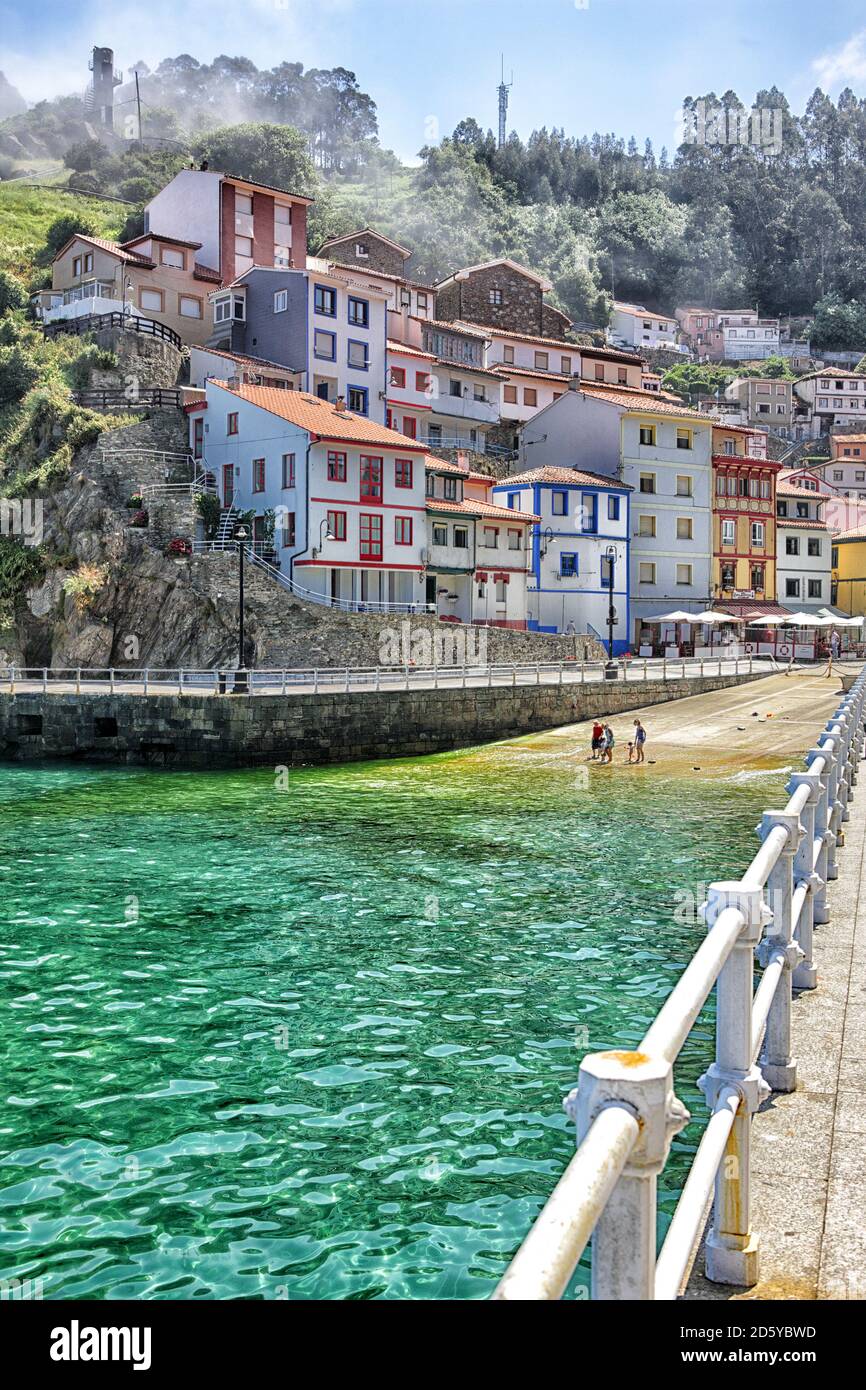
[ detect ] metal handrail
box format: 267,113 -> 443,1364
494,667 -> 866,1301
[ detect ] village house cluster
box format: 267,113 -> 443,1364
35,163 -> 866,654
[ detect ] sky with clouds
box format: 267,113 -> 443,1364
2,0 -> 866,163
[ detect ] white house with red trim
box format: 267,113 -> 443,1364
202,381 -> 430,611
386,338 -> 436,441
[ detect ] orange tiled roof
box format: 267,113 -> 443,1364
424,456 -> 494,482
499,465 -> 630,490
833,523 -> 866,541
579,385 -> 712,421
776,517 -> 828,530
194,345 -> 300,374
492,363 -> 571,384
387,339 -> 436,360
208,382 -> 427,449
54,233 -> 153,267
427,497 -> 539,522
193,263 -> 222,284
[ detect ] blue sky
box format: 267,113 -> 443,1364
2,0 -> 866,163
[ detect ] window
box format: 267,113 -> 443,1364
390,366 -> 406,388
507,492 -> 520,509
432,524 -> 448,546
72,255 -> 82,275
502,344 -> 515,364
416,371 -> 431,394
786,536 -> 800,556
282,512 -> 296,547
282,453 -> 295,488
503,385 -> 518,404
348,340 -> 369,371
395,459 -> 413,488
360,513 -> 383,559
179,295 -> 202,318
417,292 -> 428,313
552,491 -> 568,516
722,518 -> 735,545
594,363 -> 605,382
834,470 -> 843,481
796,501 -> 810,518
235,193 -> 253,218
676,475 -> 692,497
483,526 -> 499,548
443,477 -> 458,500
227,413 -> 238,436
724,439 -> 735,456
395,516 -> 413,545
360,456 -> 383,502
140,288 -> 163,312
535,351 -> 549,370
400,288 -> 411,308
252,458 -> 265,492
676,563 -> 693,585
751,565 -> 765,591
495,580 -> 507,603
639,562 -> 656,584
315,285 -> 336,317
786,577 -> 801,598
639,425 -> 656,446
751,521 -> 765,546
327,451 -> 347,482
235,235 -> 253,261
608,495 -> 620,520
314,329 -> 336,360
355,241 -> 369,258
275,203 -> 292,227
214,294 -> 245,324
508,528 -> 521,550
561,356 -> 572,375
402,417 -> 416,439
676,428 -> 693,450
807,537 -> 822,557
489,288 -> 502,305
808,579 -> 823,598
639,514 -> 656,537
777,500 -> 788,517
348,386 -> 368,415
274,289 -> 288,313
327,509 -> 346,541
454,526 -> 468,548
450,379 -> 462,398
639,473 -> 655,493
161,246 -> 184,268
721,563 -> 735,588
677,517 -> 693,540
348,296 -> 369,327
618,367 -> 628,385
560,553 -> 578,577
523,388 -> 537,407
474,384 -> 486,403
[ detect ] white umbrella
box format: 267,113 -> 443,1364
694,610 -> 745,624
652,610 -> 698,622
787,612 -> 833,626
747,615 -> 791,626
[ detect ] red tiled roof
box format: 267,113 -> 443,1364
450,321 -> 580,353
579,385 -> 712,421
53,233 -> 153,267
122,232 -> 202,251
424,456 -> 492,481
387,339 -> 436,360
207,382 -> 427,450
193,345 -> 300,375
492,363 -> 570,384
833,524 -> 866,542
497,465 -> 630,490
193,263 -> 222,284
776,517 -> 828,530
318,227 -> 412,258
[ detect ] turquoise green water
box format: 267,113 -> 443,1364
0,737 -> 786,1300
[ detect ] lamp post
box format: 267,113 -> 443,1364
604,545 -> 619,679
234,525 -> 249,693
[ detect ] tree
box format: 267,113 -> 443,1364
194,123 -> 318,197
0,346 -> 39,407
38,214 -> 96,267
809,293 -> 866,351
0,270 -> 26,316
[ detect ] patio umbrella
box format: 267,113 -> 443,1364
786,612 -> 833,626
747,615 -> 791,626
693,610 -> 745,623
652,610 -> 697,622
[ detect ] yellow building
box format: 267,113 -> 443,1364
831,525 -> 866,616
711,424 -> 779,605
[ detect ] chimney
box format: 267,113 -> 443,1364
456,450 -> 469,472
569,373 -> 581,391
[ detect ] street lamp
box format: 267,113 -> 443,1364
233,525 -> 249,693
604,545 -> 619,679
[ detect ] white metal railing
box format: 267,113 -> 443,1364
494,666 -> 866,1301
0,654 -> 775,697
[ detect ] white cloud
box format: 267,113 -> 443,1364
812,29 -> 866,89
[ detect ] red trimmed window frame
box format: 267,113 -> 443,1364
395,516 -> 413,546
395,458 -> 413,488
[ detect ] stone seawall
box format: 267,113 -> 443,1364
0,671 -> 767,769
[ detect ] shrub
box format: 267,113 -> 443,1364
0,269 -> 27,316
125,493 -> 143,509
64,343 -> 119,393
37,213 -> 97,267
165,537 -> 191,556
0,536 -> 45,628
0,344 -> 40,407
195,491 -> 221,540
128,509 -> 149,527
62,562 -> 108,613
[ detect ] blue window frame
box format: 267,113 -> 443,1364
552,490 -> 568,516
348,385 -> 369,416
315,285 -> 336,317
347,338 -> 369,371
507,492 -> 520,509
348,296 -> 369,328
313,328 -> 336,361
581,493 -> 598,533
608,495 -> 621,521
560,553 -> 578,578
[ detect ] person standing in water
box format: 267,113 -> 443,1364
633,719 -> 647,764
590,719 -> 604,760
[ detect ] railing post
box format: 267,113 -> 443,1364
805,745 -> 833,925
559,662 -> 563,685
110,667 -> 115,694
662,654 -> 666,680
699,883 -> 772,1286
76,667 -> 81,695
756,811 -> 804,1093
786,772 -> 822,989
143,668 -> 149,695
42,667 -> 48,694
567,1052 -> 688,1300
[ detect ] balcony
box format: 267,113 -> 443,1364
41,283 -> 121,323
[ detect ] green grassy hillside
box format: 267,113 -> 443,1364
0,180 -> 126,283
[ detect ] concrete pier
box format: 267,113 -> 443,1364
685,711 -> 866,1300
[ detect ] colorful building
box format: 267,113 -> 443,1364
832,525 -> 866,617
711,424 -> 779,606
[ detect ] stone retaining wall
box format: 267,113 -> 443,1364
0,671 -> 767,769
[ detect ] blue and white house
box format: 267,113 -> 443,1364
492,466 -> 631,648
518,383 -> 714,647
202,256 -> 388,422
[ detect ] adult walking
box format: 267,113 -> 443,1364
602,723 -> 615,764
633,718 -> 647,764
